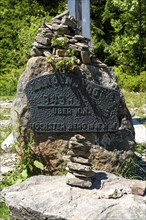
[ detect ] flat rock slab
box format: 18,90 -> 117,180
0,152 -> 18,181
1,133 -> 14,151
0,101 -> 12,109
132,117 -> 146,144
1,172 -> 146,220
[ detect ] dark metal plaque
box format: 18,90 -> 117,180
25,73 -> 120,132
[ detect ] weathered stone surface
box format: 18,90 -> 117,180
11,56 -> 50,142
74,35 -> 85,41
67,149 -> 91,158
0,152 -> 18,180
61,16 -> 77,28
66,172 -> 92,188
42,32 -> 53,38
130,181 -> 146,196
35,35 -> 51,45
1,172 -> 146,220
52,18 -> 61,24
66,135 -> 94,187
75,42 -> 89,48
43,50 -> 52,57
69,38 -> 78,43
70,156 -> 91,165
1,133 -> 14,151
33,42 -> 51,49
69,141 -> 91,150
30,46 -> 43,57
67,161 -> 92,172
81,50 -> 91,64
56,49 -> 66,57
52,24 -> 68,31
25,73 -> 120,133
34,136 -> 68,175
72,170 -> 95,177
11,12 -> 135,175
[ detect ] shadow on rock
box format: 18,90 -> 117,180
91,171 -> 108,189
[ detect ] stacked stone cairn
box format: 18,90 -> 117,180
66,134 -> 94,188
30,10 -> 106,68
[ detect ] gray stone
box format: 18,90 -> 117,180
52,24 -> 68,31
61,16 -> 77,28
70,134 -> 86,141
69,38 -> 78,43
0,152 -> 18,180
130,181 -> 146,196
1,133 -> 14,151
43,50 -> 52,57
69,141 -> 91,150
74,35 -> 85,41
11,12 -> 135,174
56,49 -> 66,57
42,32 -> 53,38
32,42 -> 51,49
44,23 -> 52,30
52,19 -> 61,24
132,117 -> 146,144
66,172 -> 92,188
35,35 -> 51,45
1,172 -> 146,220
70,156 -> 91,165
67,161 -> 92,172
75,42 -> 89,48
67,149 -> 91,158
72,170 -> 95,177
30,46 -> 43,57
11,57 -> 51,142
81,50 -> 91,64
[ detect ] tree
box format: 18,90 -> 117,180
91,0 -> 146,74
0,0 -> 66,95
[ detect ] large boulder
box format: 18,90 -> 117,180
1,172 -> 146,220
11,12 -> 135,174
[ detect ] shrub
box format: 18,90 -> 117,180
115,66 -> 146,92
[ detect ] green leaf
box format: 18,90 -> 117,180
15,178 -> 23,184
33,160 -> 44,170
21,169 -> 28,179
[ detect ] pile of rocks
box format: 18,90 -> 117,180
30,10 -> 104,68
66,134 -> 94,188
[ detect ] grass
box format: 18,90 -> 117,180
0,108 -> 11,120
117,143 -> 146,180
0,202 -> 11,220
122,90 -> 146,118
0,95 -> 15,102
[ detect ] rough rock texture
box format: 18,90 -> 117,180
66,134 -> 94,188
1,172 -> 146,220
11,12 -> 135,174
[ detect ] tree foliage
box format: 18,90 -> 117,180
91,0 -> 146,75
0,0 -> 65,95
0,0 -> 145,95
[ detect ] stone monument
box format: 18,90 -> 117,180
11,11 -> 135,177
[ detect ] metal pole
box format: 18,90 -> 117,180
82,0 -> 90,39
67,0 -> 75,17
